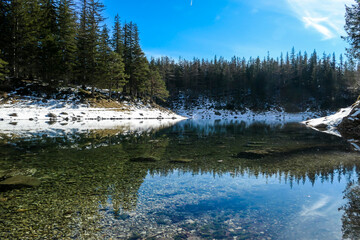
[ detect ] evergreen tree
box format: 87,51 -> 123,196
108,51 -> 128,97
148,61 -> 169,101
0,58 -> 8,81
112,14 -> 123,56
344,1 -> 360,61
76,0 -> 104,89
57,0 -> 77,85
97,25 -> 112,87
37,0 -> 59,83
123,23 -> 149,97
2,0 -> 40,79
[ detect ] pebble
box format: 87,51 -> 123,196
186,219 -> 195,224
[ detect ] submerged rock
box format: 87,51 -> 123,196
129,156 -> 159,162
0,168 -> 37,180
236,149 -> 275,159
169,158 -> 193,163
236,144 -> 349,159
0,175 -> 41,189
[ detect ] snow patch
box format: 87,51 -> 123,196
302,102 -> 356,137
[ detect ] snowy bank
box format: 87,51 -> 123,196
0,98 -> 185,122
302,105 -> 354,137
302,100 -> 360,150
0,86 -> 186,139
172,94 -> 333,122
0,118 -> 184,139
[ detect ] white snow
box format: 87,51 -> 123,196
0,118 -> 184,139
0,98 -> 185,121
0,91 -> 186,138
301,102 -> 357,137
172,93 -> 332,122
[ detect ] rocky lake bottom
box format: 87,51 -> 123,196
1,119 -> 360,239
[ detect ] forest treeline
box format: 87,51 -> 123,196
154,50 -> 359,111
0,0 -> 169,101
0,0 -> 359,111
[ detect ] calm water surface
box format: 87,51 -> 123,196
1,119 -> 360,239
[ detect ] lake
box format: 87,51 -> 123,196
0,119 -> 359,239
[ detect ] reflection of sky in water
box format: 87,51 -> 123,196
1,119 -> 359,239
136,170 -> 353,239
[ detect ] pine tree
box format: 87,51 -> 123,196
76,0 -> 104,89
148,61 -> 169,101
22,0 -> 41,80
108,52 -> 128,97
0,58 -> 9,81
123,22 -> 149,97
0,0 -> 11,72
131,24 -> 149,97
344,1 -> 360,60
2,0 -> 40,79
37,0 -> 59,83
57,0 -> 77,85
112,14 -> 123,56
123,21 -> 133,94
97,25 -> 112,88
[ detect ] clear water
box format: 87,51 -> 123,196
1,119 -> 360,239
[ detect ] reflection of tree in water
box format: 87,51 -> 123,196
340,179 -> 360,239
2,120 -> 360,238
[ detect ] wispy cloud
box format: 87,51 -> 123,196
300,195 -> 330,217
286,0 -> 354,40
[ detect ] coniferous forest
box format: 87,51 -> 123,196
0,0 -> 359,111
155,50 -> 359,111
0,0 -> 169,101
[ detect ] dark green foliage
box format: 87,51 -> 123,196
112,14 -> 123,56
57,0 -> 77,84
0,0 -> 357,108
108,52 -> 128,95
123,22 -> 150,97
344,0 -> 360,61
148,60 -> 169,101
0,0 -> 163,101
154,50 -> 358,111
76,0 -> 105,88
0,58 -> 9,81
37,0 -> 59,83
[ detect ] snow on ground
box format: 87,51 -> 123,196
0,91 -> 186,138
302,103 -> 356,137
171,93 -> 334,122
0,118 -> 184,139
0,98 -> 185,121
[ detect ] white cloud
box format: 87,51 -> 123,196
286,0 -> 355,40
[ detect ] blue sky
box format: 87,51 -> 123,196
102,0 -> 355,60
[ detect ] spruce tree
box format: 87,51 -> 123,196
344,1 -> 360,60
148,61 -> 169,101
76,0 -> 104,89
108,52 -> 128,97
37,0 -> 59,83
112,14 -> 123,56
57,0 -> 77,85
0,58 -> 9,81
2,0 -> 40,79
131,24 -> 149,97
97,25 -> 112,88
